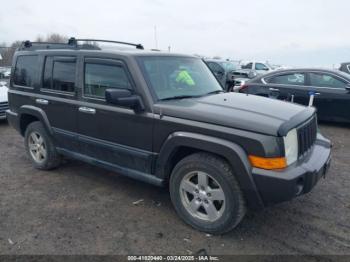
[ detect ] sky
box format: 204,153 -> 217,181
1,0 -> 350,67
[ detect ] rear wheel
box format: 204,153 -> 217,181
170,152 -> 246,234
24,121 -> 61,170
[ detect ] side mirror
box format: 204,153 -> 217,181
105,89 -> 144,112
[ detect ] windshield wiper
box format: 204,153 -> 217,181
159,95 -> 200,101
203,90 -> 224,96
159,90 -> 224,101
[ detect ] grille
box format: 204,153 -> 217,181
297,116 -> 317,157
0,102 -> 9,117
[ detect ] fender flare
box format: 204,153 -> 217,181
156,132 -> 264,210
18,105 -> 53,135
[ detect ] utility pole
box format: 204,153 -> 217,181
154,26 -> 158,50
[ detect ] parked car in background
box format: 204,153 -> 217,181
204,59 -> 252,91
0,80 -> 9,120
240,61 -> 275,75
204,59 -> 240,91
0,67 -> 11,79
240,68 -> 350,123
339,62 -> 350,74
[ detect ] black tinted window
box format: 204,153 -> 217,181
309,73 -> 347,88
207,62 -> 224,73
43,57 -> 53,89
14,55 -> 39,87
43,57 -> 76,93
53,61 -> 76,92
267,73 -> 305,85
84,63 -> 132,98
241,63 -> 253,69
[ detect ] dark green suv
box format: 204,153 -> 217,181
6,38 -> 332,234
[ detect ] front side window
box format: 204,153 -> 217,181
255,63 -> 269,71
241,63 -> 253,69
84,63 -> 132,98
309,73 -> 347,89
138,56 -> 223,100
14,55 -> 39,87
267,73 -> 305,85
43,56 -> 76,93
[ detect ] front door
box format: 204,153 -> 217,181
77,57 -> 154,173
308,72 -> 349,122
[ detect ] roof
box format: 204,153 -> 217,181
255,67 -> 350,80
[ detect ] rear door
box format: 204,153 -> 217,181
308,71 -> 349,122
77,57 -> 154,173
262,72 -> 308,103
38,55 -> 79,152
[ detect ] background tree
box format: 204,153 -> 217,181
0,33 -> 68,66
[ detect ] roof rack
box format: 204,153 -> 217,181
18,37 -> 144,51
68,38 -> 144,50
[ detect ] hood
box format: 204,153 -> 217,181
154,93 -> 314,136
0,85 -> 8,103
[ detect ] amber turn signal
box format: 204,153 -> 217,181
249,155 -> 287,170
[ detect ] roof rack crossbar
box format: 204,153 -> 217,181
68,38 -> 144,50
18,38 -> 144,51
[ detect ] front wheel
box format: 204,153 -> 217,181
170,153 -> 246,234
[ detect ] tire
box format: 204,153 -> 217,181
170,152 -> 246,234
24,121 -> 61,170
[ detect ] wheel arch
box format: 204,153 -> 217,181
155,132 -> 264,210
18,106 -> 53,136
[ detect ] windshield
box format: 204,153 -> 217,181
138,56 -> 223,100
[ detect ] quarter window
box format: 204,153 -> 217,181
309,73 -> 346,89
13,55 -> 39,87
267,73 -> 305,85
84,63 -> 132,98
43,56 -> 76,93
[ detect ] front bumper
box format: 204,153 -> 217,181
252,134 -> 331,206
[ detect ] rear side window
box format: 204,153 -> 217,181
266,73 -> 305,85
84,63 -> 132,98
43,56 -> 76,93
13,55 -> 39,87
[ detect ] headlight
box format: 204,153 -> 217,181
284,128 -> 298,165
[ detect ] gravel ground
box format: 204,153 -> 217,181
0,120 -> 349,255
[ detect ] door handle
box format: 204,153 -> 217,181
79,107 -> 96,114
35,99 -> 49,105
269,88 -> 280,92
